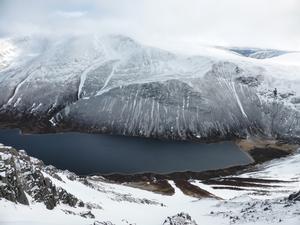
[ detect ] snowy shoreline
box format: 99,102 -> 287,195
1,142 -> 299,225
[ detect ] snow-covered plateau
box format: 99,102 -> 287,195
0,34 -> 299,142
0,143 -> 300,225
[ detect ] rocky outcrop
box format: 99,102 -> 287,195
288,191 -> 300,202
0,147 -> 29,205
163,212 -> 198,225
93,222 -> 115,225
0,143 -> 165,214
0,145 -> 79,209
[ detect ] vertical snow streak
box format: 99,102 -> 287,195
231,81 -> 248,118
78,67 -> 89,99
77,58 -> 108,99
221,77 -> 248,119
96,61 -> 119,96
6,66 -> 38,106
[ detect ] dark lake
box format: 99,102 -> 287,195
0,129 -> 253,175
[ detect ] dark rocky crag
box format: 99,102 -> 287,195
288,191 -> 300,202
0,145 -> 79,209
163,212 -> 198,225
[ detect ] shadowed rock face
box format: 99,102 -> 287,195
0,146 -> 79,209
0,144 -> 164,211
0,35 -> 299,142
163,212 -> 198,225
288,191 -> 300,202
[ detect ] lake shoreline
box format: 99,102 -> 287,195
101,138 -> 299,196
0,128 -> 298,198
2,117 -> 300,145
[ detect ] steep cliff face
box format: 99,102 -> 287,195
0,35 -> 299,141
0,144 -> 80,209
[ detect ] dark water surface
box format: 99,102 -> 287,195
0,129 -> 252,175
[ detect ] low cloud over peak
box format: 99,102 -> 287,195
0,0 -> 299,53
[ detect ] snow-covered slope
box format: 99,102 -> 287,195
0,35 -> 299,141
1,144 -> 300,225
228,47 -> 289,59
264,52 -> 300,66
0,39 -> 19,69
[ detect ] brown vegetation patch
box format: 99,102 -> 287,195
174,179 -> 217,199
125,180 -> 175,196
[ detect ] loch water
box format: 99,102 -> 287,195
0,129 -> 252,175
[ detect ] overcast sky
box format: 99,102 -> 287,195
0,0 -> 299,52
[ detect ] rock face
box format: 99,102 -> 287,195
93,222 -> 115,225
0,145 -> 79,209
288,191 -> 300,202
0,148 -> 29,205
0,143 -> 164,212
0,35 -> 300,142
163,212 -> 198,225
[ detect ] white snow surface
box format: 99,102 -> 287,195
0,39 -> 19,69
1,34 -> 300,106
264,52 -> 300,66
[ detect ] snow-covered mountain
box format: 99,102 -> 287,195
1,143 -> 300,225
227,47 -> 290,59
0,34 -> 300,141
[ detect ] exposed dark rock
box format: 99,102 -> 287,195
80,211 -> 95,219
288,191 -> 300,202
78,201 -> 85,207
61,209 -> 76,215
93,222 -> 115,225
0,146 -> 79,209
163,212 -> 198,225
0,147 -> 29,205
235,76 -> 262,87
57,188 -> 78,207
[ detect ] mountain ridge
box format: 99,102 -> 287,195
0,34 -> 299,142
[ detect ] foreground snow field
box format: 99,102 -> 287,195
1,143 -> 299,225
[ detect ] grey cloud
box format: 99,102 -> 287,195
0,0 -> 299,51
